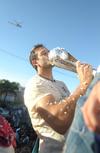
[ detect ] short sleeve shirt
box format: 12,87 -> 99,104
24,74 -> 70,152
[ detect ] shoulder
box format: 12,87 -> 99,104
25,75 -> 46,89
24,75 -> 51,104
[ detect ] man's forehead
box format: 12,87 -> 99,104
36,47 -> 48,53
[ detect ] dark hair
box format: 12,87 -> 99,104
29,44 -> 45,70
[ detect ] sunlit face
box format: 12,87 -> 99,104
35,47 -> 52,68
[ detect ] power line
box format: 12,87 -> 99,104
0,48 -> 27,62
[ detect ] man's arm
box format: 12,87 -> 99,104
36,83 -> 89,134
36,61 -> 93,134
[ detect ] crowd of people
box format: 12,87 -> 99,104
0,43 -> 100,153
0,106 -> 37,153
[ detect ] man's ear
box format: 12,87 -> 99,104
32,59 -> 37,66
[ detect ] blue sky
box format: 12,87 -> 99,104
0,0 -> 100,91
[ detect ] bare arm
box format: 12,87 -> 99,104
36,61 -> 93,134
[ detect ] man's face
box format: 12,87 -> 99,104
36,47 -> 52,68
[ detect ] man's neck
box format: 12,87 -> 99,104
38,69 -> 53,81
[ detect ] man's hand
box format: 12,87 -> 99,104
82,81 -> 100,134
76,61 -> 93,86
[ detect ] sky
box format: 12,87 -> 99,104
0,0 -> 100,91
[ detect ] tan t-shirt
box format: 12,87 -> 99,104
24,74 -> 70,153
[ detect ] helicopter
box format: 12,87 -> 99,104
8,20 -> 22,28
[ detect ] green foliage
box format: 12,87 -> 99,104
0,79 -> 20,103
0,79 -> 19,93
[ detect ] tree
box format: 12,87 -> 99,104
0,79 -> 19,103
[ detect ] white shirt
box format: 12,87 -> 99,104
24,74 -> 70,153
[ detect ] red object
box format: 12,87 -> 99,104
0,115 -> 16,147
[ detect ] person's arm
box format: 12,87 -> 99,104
36,61 -> 93,134
82,81 -> 100,134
